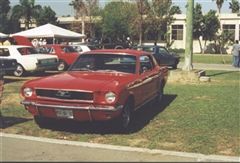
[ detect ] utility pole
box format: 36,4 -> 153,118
182,0 -> 194,71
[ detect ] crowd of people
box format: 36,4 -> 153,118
31,38 -> 47,47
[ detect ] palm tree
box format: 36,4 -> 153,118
70,0 -> 99,38
136,0 -> 150,45
212,0 -> 225,14
229,0 -> 240,13
11,0 -> 42,30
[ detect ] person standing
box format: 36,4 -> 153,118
231,40 -> 240,67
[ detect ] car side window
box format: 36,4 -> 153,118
159,47 -> 169,55
0,48 -> 10,57
139,55 -> 154,74
49,47 -> 55,54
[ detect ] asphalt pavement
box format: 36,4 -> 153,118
1,133 -> 239,162
178,62 -> 240,71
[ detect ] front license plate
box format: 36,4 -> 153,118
55,109 -> 73,119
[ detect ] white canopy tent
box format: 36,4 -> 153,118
11,23 -> 85,43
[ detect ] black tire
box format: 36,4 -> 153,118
155,83 -> 164,105
115,45 -> 124,49
119,101 -> 132,129
172,60 -> 179,69
172,64 -> 177,69
34,116 -> 51,128
57,61 -> 67,71
14,64 -> 25,77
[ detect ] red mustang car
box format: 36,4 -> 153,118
21,49 -> 168,129
40,44 -> 79,71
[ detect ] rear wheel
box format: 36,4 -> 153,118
14,64 -> 25,77
155,83 -> 164,105
172,60 -> 179,69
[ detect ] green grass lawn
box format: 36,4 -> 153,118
179,54 -> 232,64
1,70 -> 239,156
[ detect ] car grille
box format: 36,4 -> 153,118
35,89 -> 93,101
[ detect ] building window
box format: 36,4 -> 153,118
171,25 -> 183,40
222,24 -> 235,41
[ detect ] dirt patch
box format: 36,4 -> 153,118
193,96 -> 215,101
128,138 -> 148,146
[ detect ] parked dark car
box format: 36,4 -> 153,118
0,57 -> 17,103
0,58 -> 18,77
133,45 -> 180,69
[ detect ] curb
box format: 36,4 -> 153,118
1,133 -> 239,162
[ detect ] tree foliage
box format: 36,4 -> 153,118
145,0 -> 181,46
35,6 -> 58,26
101,1 -> 137,42
0,0 -> 11,33
229,0 -> 240,13
11,0 -> 42,30
215,30 -> 234,55
70,0 -> 100,37
135,0 -> 150,45
202,10 -> 220,42
193,3 -> 204,53
212,0 -> 226,13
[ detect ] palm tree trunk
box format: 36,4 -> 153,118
198,38 -> 203,54
139,15 -> 143,45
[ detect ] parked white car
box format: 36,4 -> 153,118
70,44 -> 92,54
0,45 -> 59,77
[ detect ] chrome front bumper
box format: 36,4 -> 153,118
21,100 -> 123,112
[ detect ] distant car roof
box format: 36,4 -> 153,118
42,44 -> 72,47
82,49 -> 151,57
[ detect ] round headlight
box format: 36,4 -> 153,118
105,92 -> 116,104
23,88 -> 33,97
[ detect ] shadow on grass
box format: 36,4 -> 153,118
207,71 -> 236,77
40,94 -> 177,135
0,115 -> 32,129
3,77 -> 28,84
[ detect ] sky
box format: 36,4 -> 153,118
9,0 -> 232,17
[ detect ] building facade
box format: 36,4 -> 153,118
170,13 -> 240,54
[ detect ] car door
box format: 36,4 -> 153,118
138,55 -> 157,104
59,46 -> 79,65
158,47 -> 175,66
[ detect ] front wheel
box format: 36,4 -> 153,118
14,64 -> 25,77
119,102 -> 132,129
57,61 -> 67,71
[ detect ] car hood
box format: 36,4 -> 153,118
25,71 -> 137,92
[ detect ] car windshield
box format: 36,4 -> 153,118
142,46 -> 154,52
17,47 -> 39,55
70,54 -> 136,74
